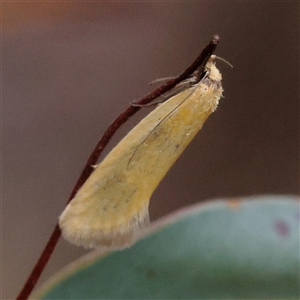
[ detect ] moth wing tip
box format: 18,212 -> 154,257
59,203 -> 150,250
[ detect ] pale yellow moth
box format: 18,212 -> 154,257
59,56 -> 224,249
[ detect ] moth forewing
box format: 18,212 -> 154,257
59,59 -> 223,250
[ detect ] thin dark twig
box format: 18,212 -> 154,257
16,34 -> 219,300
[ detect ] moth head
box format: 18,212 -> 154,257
206,55 -> 232,82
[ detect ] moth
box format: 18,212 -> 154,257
59,56 -> 225,249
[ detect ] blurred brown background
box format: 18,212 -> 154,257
2,2 -> 299,299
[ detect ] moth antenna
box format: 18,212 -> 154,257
210,55 -> 233,68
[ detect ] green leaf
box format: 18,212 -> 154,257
34,195 -> 300,299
